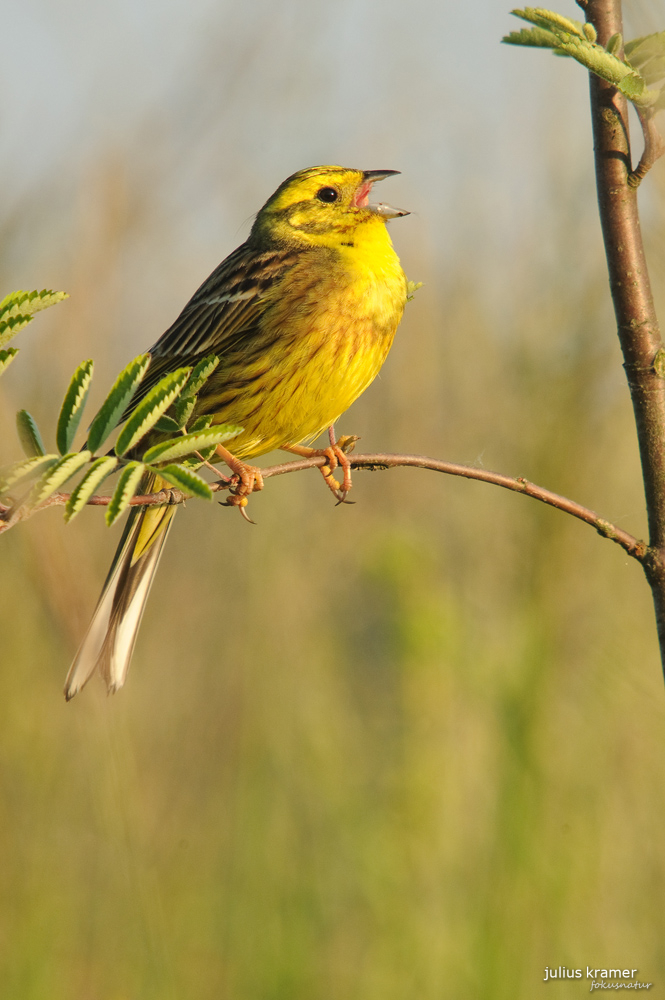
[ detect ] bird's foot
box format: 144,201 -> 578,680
215,444 -> 264,522
283,427 -> 358,504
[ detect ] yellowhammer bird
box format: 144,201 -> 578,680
64,165 -> 410,699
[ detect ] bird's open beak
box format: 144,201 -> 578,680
353,169 -> 410,218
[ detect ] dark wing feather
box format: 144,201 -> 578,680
129,242 -> 300,405
152,242 -> 300,356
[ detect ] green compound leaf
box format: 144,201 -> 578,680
0,454 -> 59,494
106,461 -> 145,527
142,424 -> 242,465
0,348 -> 18,375
180,355 -> 220,399
31,450 -> 92,505
64,455 -> 118,522
0,289 -> 68,348
114,367 -> 192,457
86,354 -> 151,454
56,359 -> 94,455
16,409 -> 46,457
147,463 -> 213,501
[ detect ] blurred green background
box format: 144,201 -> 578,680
2,0 -> 665,996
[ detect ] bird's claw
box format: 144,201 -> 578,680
215,444 -> 263,522
321,442 -> 355,503
282,430 -> 358,505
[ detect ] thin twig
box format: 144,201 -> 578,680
629,107 -> 665,188
0,452 -> 646,562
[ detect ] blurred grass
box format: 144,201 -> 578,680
3,5 -> 665,996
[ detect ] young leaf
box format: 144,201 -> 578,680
86,354 -> 151,454
180,355 -> 220,399
114,367 -> 192,457
56,359 -> 94,455
0,454 -> 59,494
64,455 -> 118,522
0,348 -> 18,375
504,9 -> 660,108
142,424 -> 243,465
106,461 -> 145,527
31,450 -> 92,505
147,463 -> 213,500
606,33 -> 623,57
16,409 -> 46,457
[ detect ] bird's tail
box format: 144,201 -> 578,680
64,474 -> 176,700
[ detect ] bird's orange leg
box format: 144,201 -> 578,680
282,426 -> 358,504
215,443 -> 264,522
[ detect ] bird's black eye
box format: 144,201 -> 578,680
316,186 -> 339,203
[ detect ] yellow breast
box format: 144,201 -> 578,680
210,219 -> 407,459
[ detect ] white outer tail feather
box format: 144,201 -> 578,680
64,508 -> 175,699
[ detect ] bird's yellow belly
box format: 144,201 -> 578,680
205,255 -> 407,459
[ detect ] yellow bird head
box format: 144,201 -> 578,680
250,165 -> 408,248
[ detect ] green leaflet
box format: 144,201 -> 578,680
618,73 -> 649,103
114,367 -> 192,457
153,415 -> 182,434
503,25 -> 561,48
170,356 -> 221,428
0,288 -> 68,320
174,396 -> 196,428
0,454 -> 59,494
147,463 -> 213,501
0,314 -> 32,348
32,450 -> 92,505
180,355 -> 220,399
16,410 -> 46,457
0,348 -> 18,374
181,415 -> 215,466
142,424 -> 242,465
188,415 -> 214,432
56,359 -> 94,455
64,456 -> 118,522
106,461 -> 145,527
0,289 -> 68,348
87,354 -> 151,454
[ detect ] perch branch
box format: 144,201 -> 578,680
0,452 -> 646,562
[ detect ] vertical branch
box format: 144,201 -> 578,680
583,0 -> 665,667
